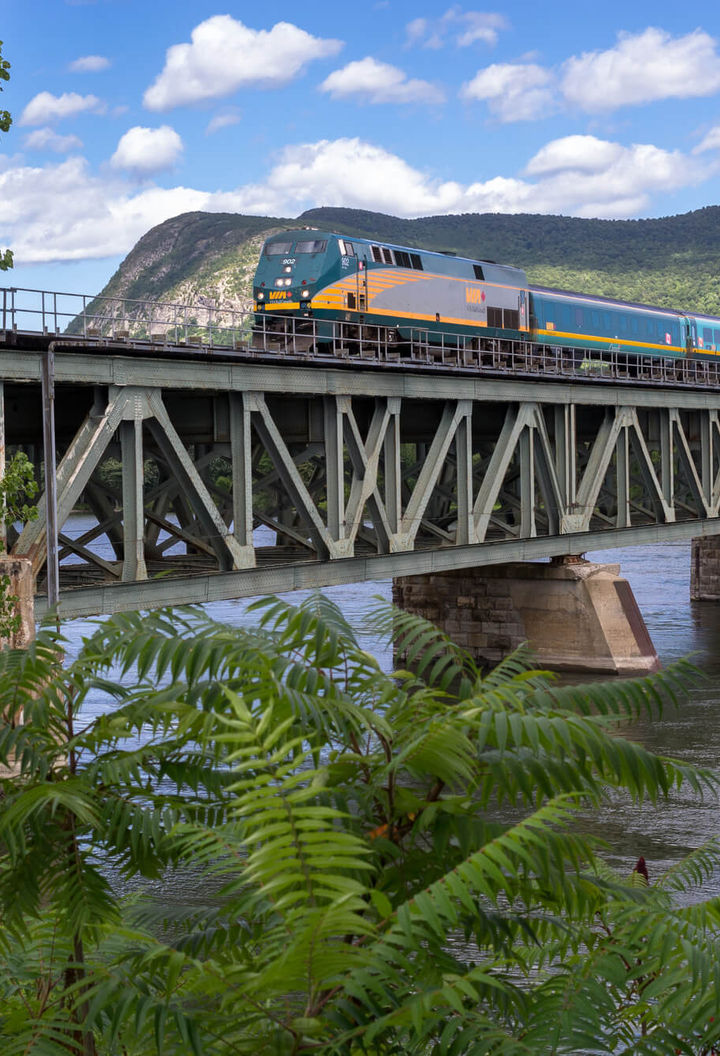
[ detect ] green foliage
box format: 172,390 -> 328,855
0,452 -> 38,640
0,597 -> 719,1053
0,40 -> 12,271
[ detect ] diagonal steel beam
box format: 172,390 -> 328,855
563,409 -> 625,532
530,405 -> 565,535
14,385 -> 137,573
473,405 -> 541,541
668,408 -> 707,517
399,400 -> 471,548
245,391 -> 337,559
341,396 -> 396,553
145,390 -> 250,571
628,409 -> 675,522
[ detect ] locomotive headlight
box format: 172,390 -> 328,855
301,290 -> 310,298
284,278 -> 292,286
283,265 -> 292,274
274,278 -> 284,287
257,291 -> 265,300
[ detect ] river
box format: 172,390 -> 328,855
56,529 -> 720,898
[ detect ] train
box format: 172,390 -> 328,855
252,228 -> 720,364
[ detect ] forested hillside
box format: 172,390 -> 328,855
95,204 -> 720,317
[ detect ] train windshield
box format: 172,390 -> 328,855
295,239 -> 327,254
265,241 -> 293,256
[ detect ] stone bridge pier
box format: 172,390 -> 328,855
393,557 -> 659,676
691,536 -> 720,600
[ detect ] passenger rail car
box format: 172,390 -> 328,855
252,228 -> 720,366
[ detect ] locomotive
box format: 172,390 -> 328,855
252,228 -> 720,363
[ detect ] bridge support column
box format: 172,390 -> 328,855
393,558 -> 659,676
690,536 -> 720,600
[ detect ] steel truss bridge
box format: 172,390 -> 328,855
3,286 -> 720,619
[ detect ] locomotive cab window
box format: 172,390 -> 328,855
265,241 -> 293,256
473,265 -> 484,280
295,239 -> 327,254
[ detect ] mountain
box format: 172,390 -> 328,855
87,204 -> 720,324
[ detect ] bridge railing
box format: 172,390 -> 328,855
5,285 -> 720,389
251,310 -> 720,388
1,286 -> 255,347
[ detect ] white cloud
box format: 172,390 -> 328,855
0,134 -> 714,266
562,28 -> 720,111
110,126 -> 184,175
694,126 -> 720,154
406,8 -> 507,49
23,127 -> 84,153
320,58 -> 444,105
144,15 -> 342,111
524,135 -> 624,177
19,91 -> 106,126
228,135 -> 707,220
461,63 -> 555,121
0,157 -> 210,263
522,134 -> 703,217
206,112 -> 242,135
69,55 -> 111,73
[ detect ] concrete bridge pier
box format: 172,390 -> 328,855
393,557 -> 659,677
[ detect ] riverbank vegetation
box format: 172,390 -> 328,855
1,597 -> 720,1054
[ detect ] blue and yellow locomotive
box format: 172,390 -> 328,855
253,228 -> 720,363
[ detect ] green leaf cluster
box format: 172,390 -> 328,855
0,452 -> 37,640
0,597 -> 719,1054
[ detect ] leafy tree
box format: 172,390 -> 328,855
0,596 -> 719,1053
0,452 -> 37,640
0,40 -> 12,271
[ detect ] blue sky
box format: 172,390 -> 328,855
3,0 -> 720,295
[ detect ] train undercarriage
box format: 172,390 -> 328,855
252,310 -> 713,386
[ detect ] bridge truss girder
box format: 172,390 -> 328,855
4,360 -> 720,617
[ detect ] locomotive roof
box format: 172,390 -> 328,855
263,228 -> 527,284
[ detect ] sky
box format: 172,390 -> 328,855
4,0 -> 720,295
